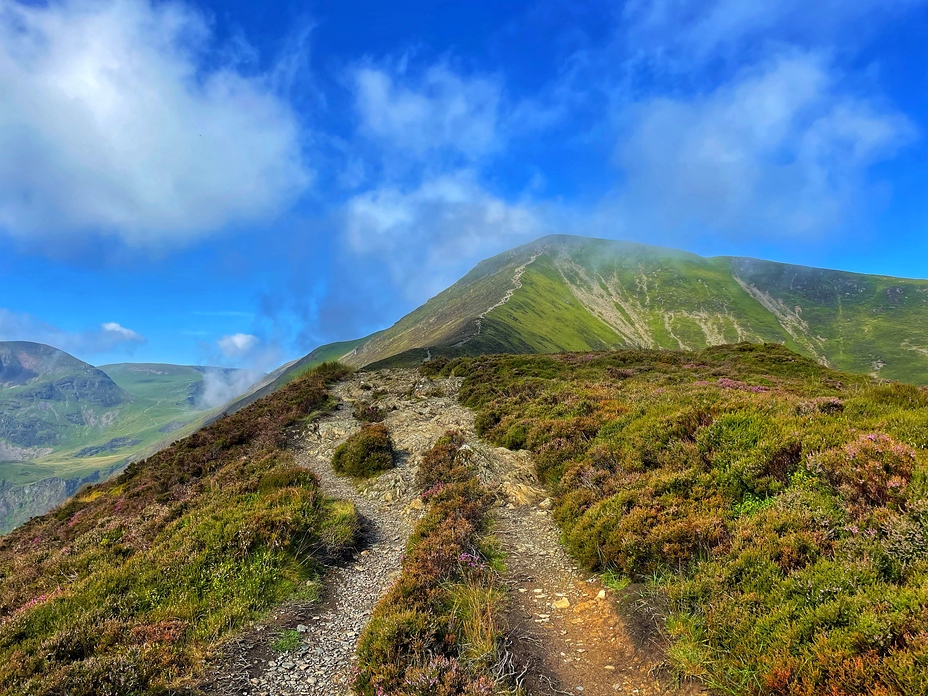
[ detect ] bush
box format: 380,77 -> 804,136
352,400 -> 386,423
332,423 -> 395,478
447,347 -> 928,695
352,432 -> 508,695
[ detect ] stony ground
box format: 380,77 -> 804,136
204,368 -> 702,696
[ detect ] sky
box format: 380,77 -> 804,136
1,0 -> 928,370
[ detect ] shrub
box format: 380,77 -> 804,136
352,400 -> 386,423
446,347 -> 928,695
332,423 -> 395,478
352,432 -> 509,695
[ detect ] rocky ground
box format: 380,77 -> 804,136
204,368 -> 702,696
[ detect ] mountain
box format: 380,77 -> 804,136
315,235 -> 928,383
0,344 -> 259,533
218,334 -> 379,417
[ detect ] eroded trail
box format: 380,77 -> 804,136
204,370 -> 471,695
205,368 -> 700,696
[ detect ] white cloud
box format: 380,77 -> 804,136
352,63 -> 502,160
196,367 -> 262,409
344,172 -> 547,299
217,333 -> 259,358
613,53 -> 915,237
101,322 -> 144,342
622,0 -> 927,63
0,0 -> 311,248
0,309 -> 146,356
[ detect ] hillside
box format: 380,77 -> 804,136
0,344 -> 260,533
313,235 -> 928,384
0,362 -> 357,695
435,344 -> 928,694
5,346 -> 928,695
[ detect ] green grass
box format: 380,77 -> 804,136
438,343 -> 928,696
331,424 -> 395,478
272,629 -> 302,653
346,235 -> 928,389
352,431 -> 512,695
0,362 -> 359,695
0,363 -> 256,533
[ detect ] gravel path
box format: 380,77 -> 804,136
203,370 -> 471,696
204,368 -> 701,696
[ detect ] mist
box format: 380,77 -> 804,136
196,368 -> 264,410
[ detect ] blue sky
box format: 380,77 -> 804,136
1,0 -> 927,369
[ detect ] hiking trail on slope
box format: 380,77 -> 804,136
203,369 -> 701,696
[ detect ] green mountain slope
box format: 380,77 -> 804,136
217,334 -> 377,418
0,344 -> 259,533
337,235 -> 928,383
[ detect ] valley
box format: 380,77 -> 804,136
0,343 -> 259,532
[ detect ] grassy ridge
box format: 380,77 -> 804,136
435,344 -> 928,695
0,362 -> 359,696
352,431 -> 511,696
339,236 -> 928,386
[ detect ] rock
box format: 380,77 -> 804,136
596,589 -> 607,601
539,497 -> 553,510
296,624 -> 308,633
553,597 -> 571,609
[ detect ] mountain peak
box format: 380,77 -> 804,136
323,235 -> 928,383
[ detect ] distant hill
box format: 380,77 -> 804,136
318,235 -> 928,384
0,344 -> 259,533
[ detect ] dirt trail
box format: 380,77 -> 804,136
204,368 -> 700,696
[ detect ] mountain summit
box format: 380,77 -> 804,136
335,235 -> 928,383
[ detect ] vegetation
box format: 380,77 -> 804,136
352,431 -> 511,696
433,343 -> 928,695
344,235 -> 928,385
332,423 -> 395,478
0,344 -> 258,534
352,400 -> 386,423
0,362 -> 359,696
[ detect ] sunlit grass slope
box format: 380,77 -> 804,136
429,344 -> 928,695
343,235 -> 928,384
0,362 -> 359,695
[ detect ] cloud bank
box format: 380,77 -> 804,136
614,53 -> 915,237
217,333 -> 259,359
0,0 -> 310,248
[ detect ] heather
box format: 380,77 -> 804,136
434,343 -> 928,695
352,431 -> 512,695
331,422 -> 395,478
0,362 -> 359,696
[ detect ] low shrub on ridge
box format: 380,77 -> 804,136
332,423 -> 395,478
437,344 -> 928,696
352,431 -> 512,696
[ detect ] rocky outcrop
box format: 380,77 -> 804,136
0,470 -> 106,534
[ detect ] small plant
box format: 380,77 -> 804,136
352,400 -> 386,423
332,423 -> 395,478
272,629 -> 302,652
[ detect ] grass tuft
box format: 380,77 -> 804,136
331,423 -> 395,478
